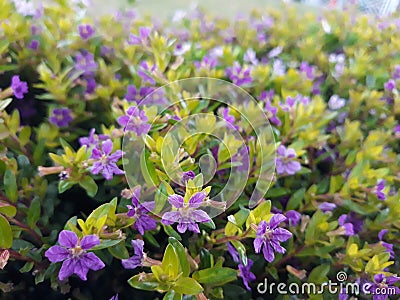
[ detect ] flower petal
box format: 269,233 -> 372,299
80,235 -> 100,250
177,222 -> 188,233
132,239 -> 144,256
253,237 -> 264,254
268,214 -> 287,229
191,210 -> 211,223
73,259 -> 90,281
45,245 -> 69,262
121,256 -> 142,270
273,228 -> 292,242
58,230 -> 78,248
102,140 -> 113,155
161,211 -> 181,225
262,243 -> 275,263
58,258 -> 76,281
82,252 -> 105,271
168,194 -> 184,208
189,192 -> 206,208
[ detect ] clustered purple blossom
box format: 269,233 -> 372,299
275,145 -> 302,175
75,50 -> 98,76
339,212 -> 363,234
220,107 -> 238,130
28,39 -> 39,50
253,214 -> 292,262
375,179 -> 386,201
90,139 -> 124,180
126,187 -> 157,235
137,61 -> 156,85
11,75 -> 28,99
378,229 -> 394,259
79,128 -> 109,148
161,192 -> 211,233
299,61 -> 316,80
49,107 -> 73,127
319,202 -> 336,212
117,106 -> 151,136
370,274 -> 400,300
226,62 -> 253,86
45,230 -> 105,281
227,243 -> 256,291
128,27 -> 151,45
194,55 -> 217,70
280,94 -> 310,112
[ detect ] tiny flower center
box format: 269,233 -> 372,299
263,226 -> 273,240
70,246 -> 84,258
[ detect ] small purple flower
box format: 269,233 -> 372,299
128,27 -> 151,45
392,65 -> 400,79
272,59 -> 286,76
370,274 -> 400,300
253,214 -> 292,262
161,192 -> 211,233
268,46 -> 283,58
45,230 -> 105,281
28,39 -> 39,50
127,187 -> 157,235
394,124 -> 400,138
11,75 -> 28,99
182,171 -> 195,183
299,62 -> 316,80
49,108 -> 73,127
264,99 -> 281,126
339,212 -> 363,234
220,107 -> 238,130
275,145 -> 302,175
109,294 -> 118,300
173,42 -> 191,56
85,77 -> 96,94
375,180 -> 386,201
194,55 -> 217,70
280,94 -> 310,112
238,259 -> 256,291
226,62 -> 253,86
78,24 -> 95,40
384,79 -> 396,92
79,128 -> 109,148
338,215 -> 355,236
319,202 -> 336,212
137,61 -> 156,85
243,48 -> 258,65
378,229 -> 394,259
91,140 -> 124,180
285,210 -> 301,227
227,242 -> 240,263
75,51 -> 98,76
328,95 -> 346,110
121,239 -> 145,270
117,106 -> 151,136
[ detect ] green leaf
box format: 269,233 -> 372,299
192,267 -> 237,286
0,201 -> 16,217
27,197 -> 41,228
162,244 -> 180,279
0,215 -> 13,248
231,240 -> 247,266
140,149 -> 160,187
286,188 -> 305,211
199,248 -> 214,269
0,98 -> 12,111
308,264 -> 330,284
168,237 -> 190,277
163,224 -> 182,241
4,170 -> 17,202
144,231 -> 161,248
91,239 -> 123,251
108,240 -> 129,259
163,290 -> 182,300
173,277 -> 203,295
58,180 -> 75,194
19,261 -> 34,273
128,273 -> 167,292
79,176 -> 98,197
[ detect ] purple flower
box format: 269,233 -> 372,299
285,210 -> 301,227
78,24 -> 95,40
378,229 -> 394,259
243,48 -> 258,65
220,107 -> 238,130
227,242 -> 240,263
124,85 -> 160,103
173,42 -> 191,56
90,140 -> 124,180
318,202 -> 336,212
75,51 -> 98,76
339,212 -> 363,234
280,94 -> 310,112
28,39 -> 39,50
299,62 -> 316,80
128,27 -> 151,45
121,239 -> 145,269
370,274 -> 400,300
161,192 -> 211,233
375,180 -> 386,201
272,59 -> 286,76
238,259 -> 256,291
275,145 -> 302,175
79,128 -> 109,148
117,106 -> 151,136
109,294 -> 118,300
49,108 -> 73,127
338,215 -> 355,236
264,99 -> 281,126
194,55 -> 217,70
84,77 -> 96,94
253,214 -> 292,262
127,187 -> 157,235
182,171 -> 195,183
268,46 -> 283,58
137,61 -> 156,85
45,230 -> 105,281
384,79 -> 396,92
394,124 -> 400,138
11,75 -> 28,99
226,62 -> 253,86
392,65 -> 400,79
328,95 -> 346,110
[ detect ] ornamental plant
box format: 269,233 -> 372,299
0,1 -> 399,300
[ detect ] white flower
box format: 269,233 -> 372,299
328,95 -> 346,110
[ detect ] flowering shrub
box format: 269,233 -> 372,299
0,1 -> 399,299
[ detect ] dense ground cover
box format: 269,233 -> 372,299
0,0 -> 399,299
